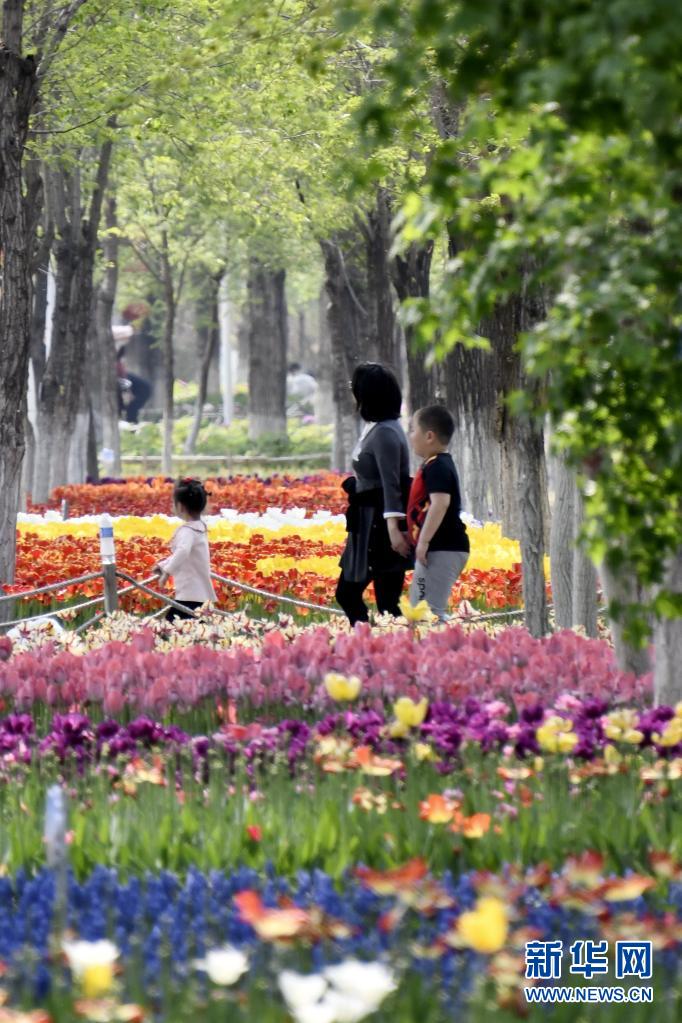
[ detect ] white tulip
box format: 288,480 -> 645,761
290,998 -> 338,1023
62,939 -> 119,978
194,945 -> 248,986
324,990 -> 379,1023
324,960 -> 396,1010
278,969 -> 328,1010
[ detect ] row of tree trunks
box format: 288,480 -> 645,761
247,258 -> 288,440
0,6 -> 38,604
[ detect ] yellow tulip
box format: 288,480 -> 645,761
388,720 -> 410,740
414,742 -> 436,762
536,716 -> 578,754
604,744 -> 623,765
82,962 -> 115,998
457,897 -> 509,953
654,719 -> 682,747
393,697 -> 429,728
324,672 -> 362,701
399,596 -> 434,623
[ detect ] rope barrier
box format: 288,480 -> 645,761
73,611 -> 106,635
0,594 -> 107,631
210,571 -> 345,616
115,570 -> 201,619
0,572 -> 103,604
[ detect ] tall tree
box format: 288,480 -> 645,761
32,135 -> 113,499
93,194 -> 121,477
0,0 -> 86,596
185,270 -> 223,455
320,233 -> 367,469
247,259 -> 288,440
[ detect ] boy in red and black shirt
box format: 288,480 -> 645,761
406,405 -> 469,620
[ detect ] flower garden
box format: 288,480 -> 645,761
1,476 -> 678,1023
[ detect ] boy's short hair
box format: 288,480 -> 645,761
417,405 -> 455,445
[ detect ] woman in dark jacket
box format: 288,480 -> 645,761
336,363 -> 412,624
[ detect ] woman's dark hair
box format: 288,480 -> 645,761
351,363 -> 402,422
173,477 -> 209,515
417,405 -> 455,444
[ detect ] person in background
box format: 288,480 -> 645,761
154,478 -> 216,621
116,344 -> 152,425
286,361 -> 318,417
336,363 -> 413,625
406,405 -> 470,621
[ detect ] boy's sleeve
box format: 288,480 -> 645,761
159,527 -> 193,576
374,427 -> 405,517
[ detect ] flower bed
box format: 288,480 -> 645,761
0,625 -> 646,715
9,512 -> 532,615
1,857 -> 681,1021
28,475 -> 348,517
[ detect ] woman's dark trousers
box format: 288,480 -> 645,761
336,569 -> 406,625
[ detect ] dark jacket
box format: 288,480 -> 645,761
339,420 -> 413,582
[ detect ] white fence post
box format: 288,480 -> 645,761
99,513 -> 118,614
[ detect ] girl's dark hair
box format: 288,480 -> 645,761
173,477 -> 209,514
351,363 -> 402,422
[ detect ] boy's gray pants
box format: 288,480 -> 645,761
409,550 -> 469,621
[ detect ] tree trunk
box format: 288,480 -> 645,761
21,415 -> 35,510
314,286 -> 334,425
0,13 -> 38,597
247,258 -> 288,440
516,399 -> 550,636
33,169 -> 79,501
485,278 -> 550,636
653,547 -> 682,704
600,563 -> 652,676
218,274 -> 234,426
25,246 -> 51,503
549,452 -> 576,629
572,488 -> 599,636
161,273 -> 176,476
320,235 -> 367,469
94,195 -> 121,476
362,188 -> 399,370
34,139 -> 113,497
185,272 -> 221,454
390,240 -> 441,412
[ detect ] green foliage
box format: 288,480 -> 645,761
120,417 -> 332,459
334,0 -> 682,632
2,743 -> 680,879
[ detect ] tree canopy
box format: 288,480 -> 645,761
331,0 -> 682,637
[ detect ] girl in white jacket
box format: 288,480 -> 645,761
154,478 -> 216,621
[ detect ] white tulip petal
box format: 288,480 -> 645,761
62,939 -> 119,978
291,998 -> 338,1023
195,946 -> 248,985
278,969 -> 328,1009
324,960 -> 396,1007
